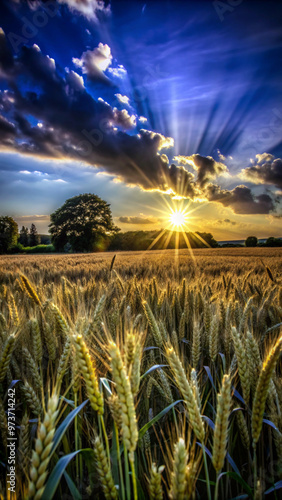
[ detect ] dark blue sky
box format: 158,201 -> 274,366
0,0 -> 281,239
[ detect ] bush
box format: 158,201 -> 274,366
24,244 -> 55,253
9,243 -> 24,254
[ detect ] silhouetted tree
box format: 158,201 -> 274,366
29,223 -> 41,246
0,216 -> 18,253
245,236 -> 258,247
49,194 -> 119,252
265,237 -> 282,247
19,226 -> 29,246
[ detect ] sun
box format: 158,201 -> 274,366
169,210 -> 187,227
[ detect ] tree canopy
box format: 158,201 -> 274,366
49,194 -> 119,252
0,216 -> 18,253
245,236 -> 258,247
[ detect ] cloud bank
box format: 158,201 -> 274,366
0,31 -> 280,215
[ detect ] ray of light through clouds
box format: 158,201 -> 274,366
0,0 -> 282,239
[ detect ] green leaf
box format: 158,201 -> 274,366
63,471 -> 82,500
51,399 -> 88,459
140,364 -> 168,380
218,471 -> 254,499
139,400 -> 182,440
100,377 -> 113,396
41,449 -> 95,500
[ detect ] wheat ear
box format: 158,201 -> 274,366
166,347 -> 205,442
19,411 -> 30,472
0,334 -> 16,382
149,463 -> 165,500
251,335 -> 282,445
231,327 -> 250,405
93,435 -> 118,499
142,300 -> 163,348
169,438 -> 188,500
73,334 -> 104,415
108,341 -> 138,457
28,393 -> 59,499
212,374 -> 231,474
20,275 -> 41,306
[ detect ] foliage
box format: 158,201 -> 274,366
0,249 -> 282,499
110,229 -> 218,251
19,226 -> 29,246
9,243 -> 55,254
0,216 -> 18,253
264,237 -> 282,247
49,193 -> 119,252
29,223 -> 41,247
245,236 -> 258,247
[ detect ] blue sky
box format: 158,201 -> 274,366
0,0 -> 282,239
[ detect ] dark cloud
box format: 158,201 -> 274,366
206,184 -> 275,214
242,153 -> 282,189
174,154 -> 227,187
118,216 -> 159,224
217,219 -> 237,226
0,32 -> 277,215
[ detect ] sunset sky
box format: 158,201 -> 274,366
0,0 -> 282,241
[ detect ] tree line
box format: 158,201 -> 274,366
1,193 -> 281,253
0,218 -> 42,254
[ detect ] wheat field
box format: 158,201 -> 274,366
0,248 -> 282,499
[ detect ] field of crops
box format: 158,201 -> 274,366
0,248 -> 282,500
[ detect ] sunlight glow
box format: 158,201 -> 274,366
169,210 -> 187,227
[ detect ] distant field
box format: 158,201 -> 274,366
1,247 -> 282,283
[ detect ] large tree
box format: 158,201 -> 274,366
245,236 -> 258,247
49,194 -> 119,252
0,216 -> 18,253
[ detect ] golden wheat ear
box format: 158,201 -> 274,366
73,333 -> 104,415
252,336 -> 282,445
212,374 -> 232,475
108,340 -> 138,455
169,437 -> 188,500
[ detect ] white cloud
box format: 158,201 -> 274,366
113,108 -> 136,129
73,43 -> 112,81
57,0 -> 110,20
108,65 -> 127,79
66,70 -> 85,90
115,94 -> 130,105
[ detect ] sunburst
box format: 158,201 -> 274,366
169,210 -> 187,227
